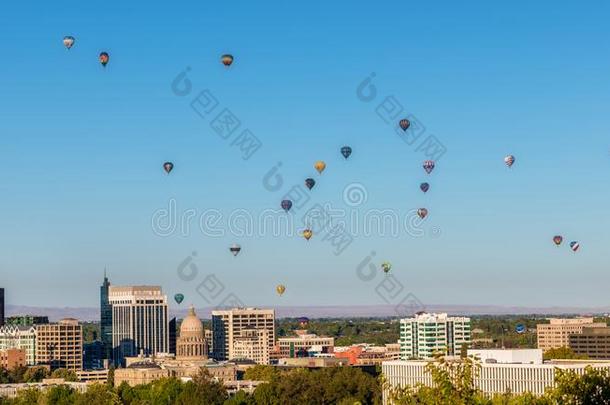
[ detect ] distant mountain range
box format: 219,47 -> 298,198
6,304 -> 610,322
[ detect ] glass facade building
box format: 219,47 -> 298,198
400,313 -> 470,359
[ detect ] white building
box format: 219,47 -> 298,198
232,328 -> 269,365
211,308 -> 275,363
0,325 -> 36,365
399,313 -> 470,359
382,357 -> 610,402
468,349 -> 542,365
108,286 -> 169,365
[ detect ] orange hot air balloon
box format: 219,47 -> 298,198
314,161 -> 326,174
302,229 -> 313,241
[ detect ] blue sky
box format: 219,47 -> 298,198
1,1 -> 609,310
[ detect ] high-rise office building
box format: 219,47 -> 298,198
36,318 -> 83,371
537,318 -> 606,351
0,325 -> 37,365
169,317 -> 177,355
211,308 -> 275,363
400,313 -> 471,359
108,286 -> 169,366
0,288 -> 4,327
100,272 -> 112,361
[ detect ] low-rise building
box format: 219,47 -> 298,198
277,331 -> 334,358
0,381 -> 89,399
0,325 -> 36,365
76,369 -> 109,384
232,328 -> 269,365
0,348 -> 26,370
35,318 -> 83,371
537,318 -> 606,351
277,357 -> 349,368
335,343 -> 400,366
569,327 -> 610,359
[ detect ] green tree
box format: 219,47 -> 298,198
223,390 -> 256,405
543,346 -> 588,360
244,365 -> 280,382
23,366 -> 49,382
8,388 -> 42,405
50,368 -> 78,382
74,383 -> 121,405
547,366 -> 610,403
43,385 -> 78,405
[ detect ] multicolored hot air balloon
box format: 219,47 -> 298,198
221,54 -> 234,67
305,178 -> 316,190
423,160 -> 435,174
420,183 -> 430,193
302,229 -> 313,241
381,262 -> 392,274
229,244 -> 241,256
99,52 -> 109,67
63,36 -> 75,49
174,294 -> 184,304
504,155 -> 515,168
570,241 -> 580,252
341,146 -> 352,159
399,119 -> 410,131
276,284 -> 286,296
515,324 -> 526,334
417,208 -> 428,219
163,162 -> 174,174
314,161 -> 326,174
281,200 -> 292,212
553,235 -> 563,246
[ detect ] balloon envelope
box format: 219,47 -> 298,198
399,119 -> 410,131
504,155 -> 515,168
417,208 -> 428,219
99,52 -> 109,66
423,160 -> 435,174
221,54 -> 234,66
163,162 -> 174,174
381,262 -> 392,273
63,36 -> 75,49
553,235 -> 563,246
314,161 -> 326,174
341,146 -> 352,159
281,200 -> 292,212
174,294 -> 184,304
515,324 -> 526,334
305,178 -> 316,190
570,241 -> 580,252
276,285 -> 286,296
302,229 -> 313,241
420,183 -> 430,193
230,244 -> 241,256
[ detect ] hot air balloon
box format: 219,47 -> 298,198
399,119 -> 410,131
420,183 -> 430,193
298,317 -> 309,328
163,162 -> 174,174
314,161 -> 326,174
417,208 -> 428,219
221,54 -> 234,67
281,200 -> 292,212
553,236 -> 563,246
515,324 -> 526,334
341,146 -> 352,159
229,244 -> 241,256
276,284 -> 286,296
99,52 -> 109,67
174,294 -> 184,304
305,178 -> 316,190
504,155 -> 515,168
381,262 -> 392,274
63,36 -> 75,50
302,229 -> 313,241
570,241 -> 580,252
423,160 -> 435,174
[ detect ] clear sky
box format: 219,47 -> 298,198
1,1 -> 609,310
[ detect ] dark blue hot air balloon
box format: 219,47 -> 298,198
341,146 -> 352,159
420,182 -> 429,193
281,200 -> 292,212
305,178 -> 316,190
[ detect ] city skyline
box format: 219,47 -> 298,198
2,1 -> 610,310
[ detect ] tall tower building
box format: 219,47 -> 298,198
100,272 -> 112,361
35,318 -> 83,371
108,286 -> 169,366
400,313 -> 471,359
0,288 -> 5,327
211,308 -> 275,363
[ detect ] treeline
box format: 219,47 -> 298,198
0,367 -> 381,405
0,367 -> 77,384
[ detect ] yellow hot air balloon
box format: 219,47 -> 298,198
276,284 -> 286,296
302,229 -> 313,241
314,161 -> 326,174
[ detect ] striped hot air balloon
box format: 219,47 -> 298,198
417,208 -> 428,219
423,160 -> 435,174
63,36 -> 75,49
399,119 -> 410,131
504,155 -> 515,168
229,244 -> 241,256
570,241 -> 580,252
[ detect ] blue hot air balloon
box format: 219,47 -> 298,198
341,146 -> 352,159
420,182 -> 430,193
281,200 -> 292,212
174,294 -> 184,304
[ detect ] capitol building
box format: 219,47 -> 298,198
176,305 -> 208,360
